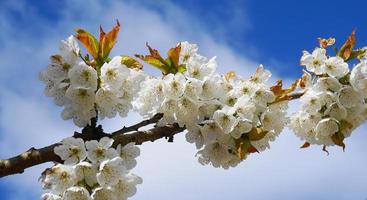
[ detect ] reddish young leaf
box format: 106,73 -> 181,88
136,43 -> 173,74
75,29 -> 99,59
98,20 -> 121,61
270,79 -> 300,103
338,30 -> 356,60
167,43 -> 181,68
300,142 -> 310,149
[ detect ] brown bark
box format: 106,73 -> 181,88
0,114 -> 185,178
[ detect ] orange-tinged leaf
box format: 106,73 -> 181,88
247,145 -> 259,154
318,37 -> 335,48
98,20 -> 120,60
167,43 -> 181,68
248,127 -> 268,141
224,71 -> 236,81
338,30 -> 356,60
136,43 -> 172,74
270,79 -> 300,103
121,55 -> 143,70
75,29 -> 99,59
300,142 -> 310,149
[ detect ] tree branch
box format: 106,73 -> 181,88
0,115 -> 185,178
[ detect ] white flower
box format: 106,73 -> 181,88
250,65 -> 271,83
62,186 -> 90,200
314,77 -> 342,92
183,78 -> 203,100
95,87 -> 118,118
112,174 -> 143,200
322,56 -> 349,78
315,118 -> 339,138
350,60 -> 367,98
65,86 -> 96,111
54,137 -> 87,165
298,112 -> 322,133
197,136 -> 235,168
41,164 -> 76,194
85,137 -> 117,163
199,75 -> 223,100
91,187 -> 115,200
252,87 -> 276,106
42,193 -> 62,200
97,157 -> 126,187
300,90 -> 323,114
338,86 -> 363,108
300,48 -> 327,74
100,56 -> 130,89
162,73 -> 186,99
185,124 -> 204,149
74,162 -> 98,187
186,56 -> 217,80
176,96 -> 199,126
116,143 -> 140,170
68,62 -> 98,90
60,35 -> 80,64
233,96 -> 256,120
325,102 -> 347,121
179,41 -> 198,64
213,106 -> 237,134
261,109 -> 285,133
230,119 -> 253,139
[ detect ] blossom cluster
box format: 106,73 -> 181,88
134,42 -> 288,168
39,36 -> 146,127
290,47 -> 367,147
40,137 -> 142,200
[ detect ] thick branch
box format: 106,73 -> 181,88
0,118 -> 184,178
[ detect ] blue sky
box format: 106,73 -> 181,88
0,0 -> 367,199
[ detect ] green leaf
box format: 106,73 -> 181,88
121,55 -> 143,70
177,64 -> 187,73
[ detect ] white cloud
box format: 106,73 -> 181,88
0,1 -> 367,200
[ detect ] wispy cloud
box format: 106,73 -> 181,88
0,1 -> 367,200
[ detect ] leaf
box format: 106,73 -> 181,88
248,127 -> 268,141
135,54 -> 169,74
98,20 -> 121,61
270,79 -> 300,103
136,43 -> 182,74
300,142 -> 310,149
75,29 -> 99,59
346,48 -> 367,61
318,37 -> 335,48
167,43 -> 181,68
120,55 -> 143,70
177,64 -> 187,73
331,132 -> 346,151
235,135 -> 260,160
337,30 -> 356,60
